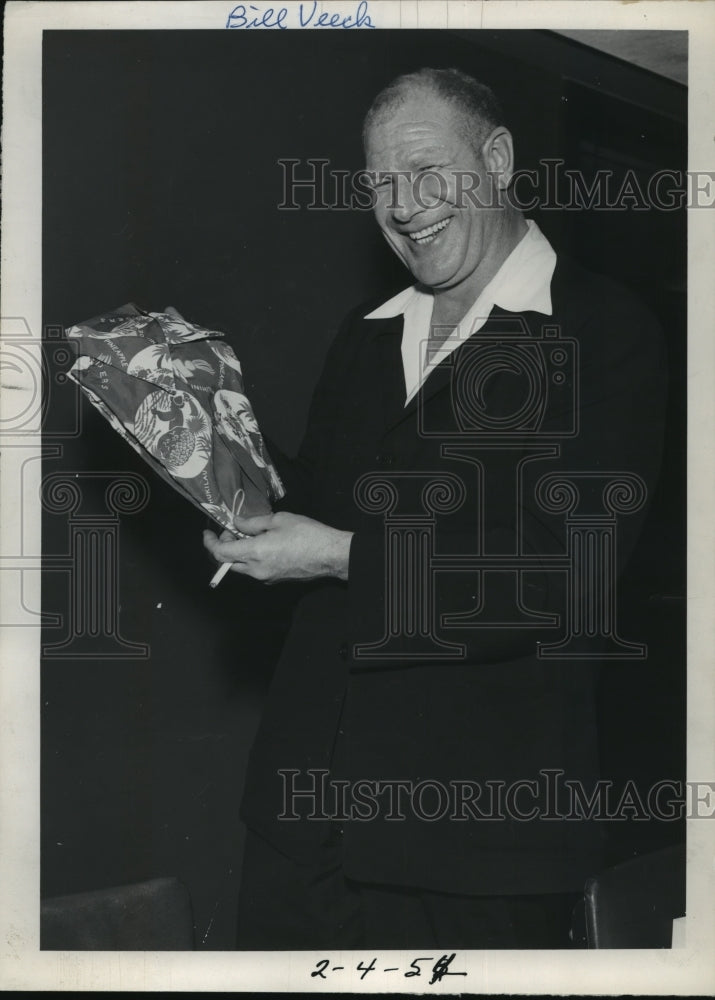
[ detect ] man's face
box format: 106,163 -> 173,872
364,90 -> 504,294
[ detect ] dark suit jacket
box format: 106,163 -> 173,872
240,255 -> 668,895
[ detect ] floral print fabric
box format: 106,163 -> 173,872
66,304 -> 284,533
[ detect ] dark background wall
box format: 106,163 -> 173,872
42,29 -> 686,948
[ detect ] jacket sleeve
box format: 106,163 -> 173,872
345,286 -> 669,670
267,306 -> 364,517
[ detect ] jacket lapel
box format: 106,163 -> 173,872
355,313 -> 408,433
357,304 -> 550,447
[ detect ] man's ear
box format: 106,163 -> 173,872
481,127 -> 515,191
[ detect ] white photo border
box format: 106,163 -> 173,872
1,0 -> 713,993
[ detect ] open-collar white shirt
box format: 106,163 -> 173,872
364,219 -> 557,405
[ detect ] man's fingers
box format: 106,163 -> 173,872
203,529 -> 253,564
232,513 -> 274,536
203,530 -> 225,561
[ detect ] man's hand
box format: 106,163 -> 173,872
203,512 -> 353,584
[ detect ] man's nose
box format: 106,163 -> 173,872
389,173 -> 421,224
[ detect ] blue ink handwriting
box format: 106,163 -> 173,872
226,1 -> 375,30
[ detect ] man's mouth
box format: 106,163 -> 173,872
407,217 -> 452,246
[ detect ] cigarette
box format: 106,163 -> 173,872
209,561 -> 232,589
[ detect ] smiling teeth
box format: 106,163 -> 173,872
409,218 -> 451,244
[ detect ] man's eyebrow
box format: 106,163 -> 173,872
361,170 -> 391,187
366,153 -> 448,177
405,148 -> 450,168
363,169 -> 409,184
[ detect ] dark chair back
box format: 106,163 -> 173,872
583,844 -> 685,948
41,876 -> 194,950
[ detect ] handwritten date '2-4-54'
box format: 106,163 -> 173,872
310,953 -> 467,985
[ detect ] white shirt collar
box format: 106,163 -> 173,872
365,219 -> 555,320
364,220 -> 557,404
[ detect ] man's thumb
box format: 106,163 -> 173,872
232,513 -> 274,536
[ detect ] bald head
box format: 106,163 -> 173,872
363,67 -> 505,158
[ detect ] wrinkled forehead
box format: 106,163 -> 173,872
364,90 -> 473,169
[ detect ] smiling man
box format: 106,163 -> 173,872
365,70 -> 526,329
204,68 -> 667,950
